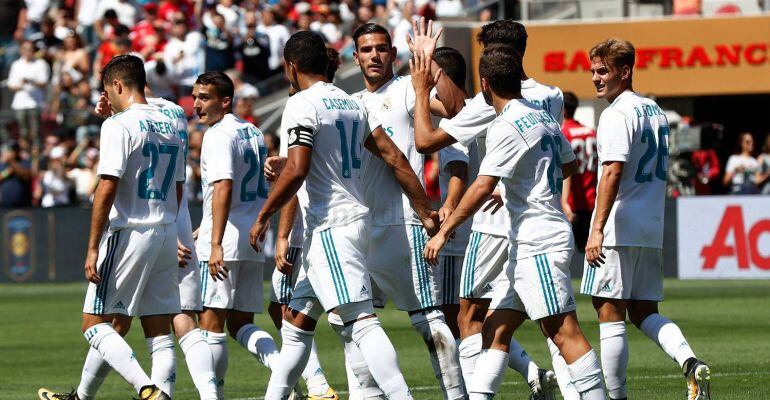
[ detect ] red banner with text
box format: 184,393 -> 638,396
678,196 -> 770,279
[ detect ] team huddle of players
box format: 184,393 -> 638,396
38,16 -> 712,400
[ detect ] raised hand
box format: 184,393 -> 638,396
406,16 -> 443,57
409,46 -> 442,95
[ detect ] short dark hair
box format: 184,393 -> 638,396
102,54 -> 146,90
433,47 -> 466,89
195,71 -> 235,99
479,44 -> 522,98
563,91 -> 578,119
476,19 -> 527,56
326,47 -> 341,81
284,31 -> 328,76
352,23 -> 391,49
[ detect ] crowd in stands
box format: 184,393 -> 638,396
0,0 -> 474,207
0,0 -> 768,208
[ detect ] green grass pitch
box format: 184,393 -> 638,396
2,279 -> 769,399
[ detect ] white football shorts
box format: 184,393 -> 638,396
200,260 -> 265,313
83,223 -> 180,317
580,246 -> 664,301
367,224 -> 438,312
460,231 -> 509,300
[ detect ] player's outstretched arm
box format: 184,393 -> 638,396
84,175 -> 120,283
585,161 -> 623,267
364,127 -> 439,236
410,49 -> 457,153
274,196 -> 299,275
424,175 -> 498,265
250,146 -> 311,252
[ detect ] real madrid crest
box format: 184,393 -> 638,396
381,97 -> 391,111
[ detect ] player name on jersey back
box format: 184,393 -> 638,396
97,104 -> 185,229
282,81 -> 375,234
478,99 -> 575,259
439,79 -> 565,238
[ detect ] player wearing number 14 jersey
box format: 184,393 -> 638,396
193,72 -> 285,399
582,38 -> 710,400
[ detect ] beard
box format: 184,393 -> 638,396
482,88 -> 493,106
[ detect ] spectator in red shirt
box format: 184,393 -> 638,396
131,3 -> 165,57
158,0 -> 195,26
560,91 -> 598,250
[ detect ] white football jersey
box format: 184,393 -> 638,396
594,91 -> 668,248
355,75 -> 424,226
521,78 -> 564,126
478,99 -> 576,259
438,141 -> 478,256
439,79 -> 565,237
282,81 -> 377,234
197,113 -> 269,262
147,97 -> 194,233
97,104 -> 184,228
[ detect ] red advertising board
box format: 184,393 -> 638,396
678,196 -> 770,278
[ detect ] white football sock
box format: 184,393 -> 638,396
202,330 -> 228,398
302,340 -> 331,396
458,333 -> 482,392
639,313 -> 697,368
547,338 -> 580,400
600,322 -> 629,399
468,348 -> 508,398
76,347 -> 111,400
507,337 -> 538,383
179,329 -> 218,400
329,313 -> 384,399
567,350 -> 607,400
146,334 -> 176,397
264,322 -> 314,400
235,323 -> 280,369
410,310 -> 466,399
84,323 -> 152,393
345,357 -> 365,400
345,317 -> 412,400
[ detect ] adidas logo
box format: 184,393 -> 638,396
483,283 -> 493,292
212,294 -> 222,303
114,300 -> 126,309
566,297 -> 575,307
520,350 -> 528,358
600,282 -> 612,292
130,352 -> 137,361
164,373 -> 176,383
360,285 -> 369,295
